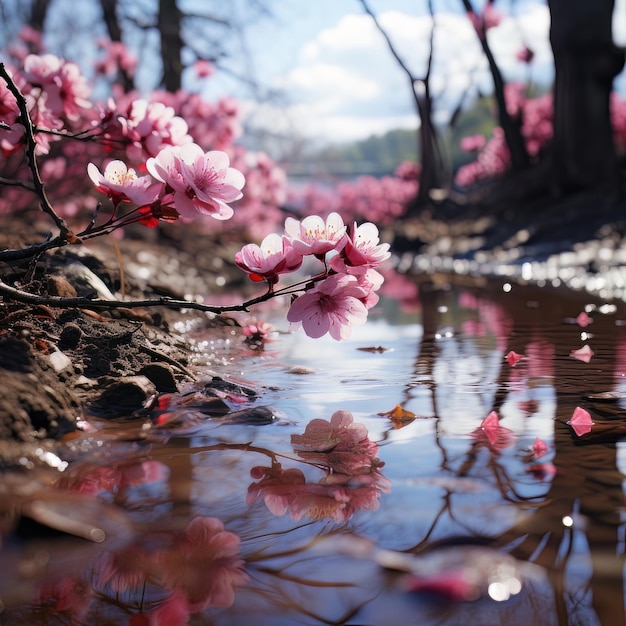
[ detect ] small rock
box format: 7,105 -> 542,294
48,275 -> 78,298
139,363 -> 178,393
48,350 -> 72,372
88,376 -> 156,418
58,323 -> 83,349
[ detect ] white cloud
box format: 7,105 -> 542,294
257,3 -> 554,144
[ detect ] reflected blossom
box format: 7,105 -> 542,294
60,460 -> 169,496
247,465 -> 390,522
37,577 -> 93,623
96,516 -> 248,613
532,437 -> 548,458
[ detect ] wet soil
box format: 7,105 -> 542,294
392,173 -> 626,263
0,215 -> 249,467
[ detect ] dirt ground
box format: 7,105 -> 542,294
0,215 -> 251,468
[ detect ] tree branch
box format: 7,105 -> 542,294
0,62 -> 72,239
0,273 -> 326,315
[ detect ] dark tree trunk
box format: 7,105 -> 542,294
98,0 -> 134,92
29,0 -> 50,32
549,0 -> 625,191
460,0 -> 529,171
158,0 -> 184,93
414,84 -> 445,206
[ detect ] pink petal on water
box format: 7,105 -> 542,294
570,345 -> 594,363
567,406 -> 594,436
480,411 -> 500,446
532,437 -> 548,458
505,351 -> 524,367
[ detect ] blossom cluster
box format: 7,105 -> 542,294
235,212 -> 390,340
247,410 -> 390,522
287,161 -> 419,228
86,143 -> 245,230
456,83 -> 626,187
0,35 -> 287,239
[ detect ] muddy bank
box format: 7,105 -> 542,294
0,216 -> 247,467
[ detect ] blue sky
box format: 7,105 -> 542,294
197,0 -> 556,145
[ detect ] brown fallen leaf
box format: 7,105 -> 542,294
378,404 -> 417,428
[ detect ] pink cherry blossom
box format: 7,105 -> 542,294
284,212 -> 347,257
505,350 -> 524,367
23,53 -> 91,120
287,273 -> 369,340
570,344 -> 594,363
568,406 -> 594,436
291,409 -> 382,475
118,98 -> 192,160
460,134 -> 486,152
87,160 -> 161,207
242,321 -> 273,341
332,222 -> 391,274
576,311 -> 593,327
146,143 -> 244,220
242,321 -> 273,349
235,233 -> 302,283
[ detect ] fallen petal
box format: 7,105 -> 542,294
480,411 -> 500,445
567,406 -> 594,436
532,437 -> 548,458
570,345 -> 594,363
505,351 -> 524,367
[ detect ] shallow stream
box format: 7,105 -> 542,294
2,274 -> 625,625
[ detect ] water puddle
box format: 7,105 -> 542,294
1,275 -> 625,625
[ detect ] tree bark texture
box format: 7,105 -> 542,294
98,0 -> 134,92
158,0 -> 184,92
549,0 -> 625,191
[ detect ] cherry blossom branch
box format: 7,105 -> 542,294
0,62 -> 73,240
0,273 -> 326,315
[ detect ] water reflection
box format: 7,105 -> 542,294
1,275 -> 626,624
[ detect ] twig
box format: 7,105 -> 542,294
0,234 -> 63,261
0,176 -> 36,191
0,273 -> 324,314
0,62 -> 72,239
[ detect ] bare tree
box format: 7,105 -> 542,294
359,0 -> 448,209
460,0 -> 529,171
